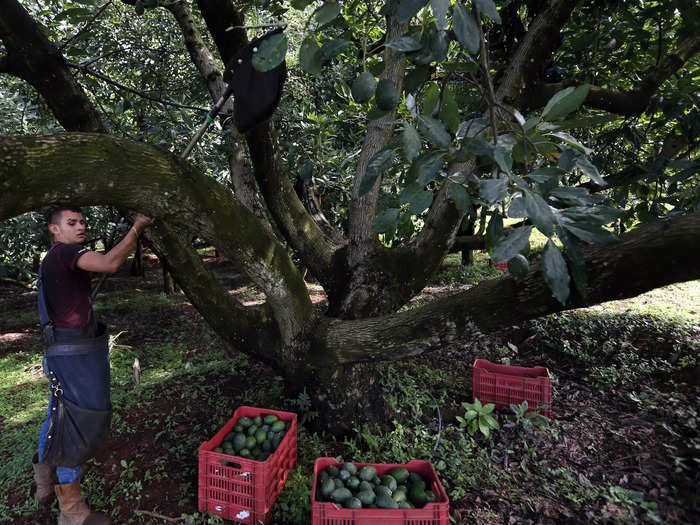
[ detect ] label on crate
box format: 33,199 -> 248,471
235,510 -> 250,520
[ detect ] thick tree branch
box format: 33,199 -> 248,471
164,0 -> 273,235
452,235 -> 486,251
0,0 -> 106,132
315,213 -> 700,365
195,0 -> 247,66
147,220 -> 283,363
246,125 -> 339,284
495,0 -> 578,107
335,15 -> 409,316
0,133 -> 315,346
525,32 -> 700,115
348,15 -> 408,255
194,0 -> 342,283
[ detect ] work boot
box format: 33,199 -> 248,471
55,480 -> 111,525
31,453 -> 56,506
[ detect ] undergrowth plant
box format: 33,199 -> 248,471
457,398 -> 499,438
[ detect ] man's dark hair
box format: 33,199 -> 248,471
46,206 -> 83,225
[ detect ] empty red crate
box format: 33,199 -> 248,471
473,359 -> 552,417
311,457 -> 450,525
198,406 -> 298,524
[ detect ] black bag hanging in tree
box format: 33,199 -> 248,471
181,27 -> 287,158
225,27 -> 287,133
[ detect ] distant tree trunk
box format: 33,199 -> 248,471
163,265 -> 176,295
460,216 -> 477,266
130,237 -> 144,276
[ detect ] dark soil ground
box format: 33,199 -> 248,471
1,255 -> 698,524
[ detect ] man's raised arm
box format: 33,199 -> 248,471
77,214 -> 153,273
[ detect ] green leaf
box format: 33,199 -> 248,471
385,35 -> 423,52
251,32 -> 288,72
421,83 -> 440,116
541,84 -> 590,121
415,152 -> 445,186
492,226 -> 533,262
397,0 -> 429,23
508,193 -> 527,218
479,177 -> 508,205
548,131 -> 592,154
457,118 -> 490,140
542,240 -> 570,304
299,36 -> 322,75
474,0 -> 501,23
359,149 -> 394,196
417,115 -> 451,148
482,403 -> 495,414
527,167 -> 563,184
400,185 -> 434,215
372,208 -> 400,233
575,156 -> 606,186
449,181 -> 471,216
314,2 -> 341,27
439,86 -> 459,133
557,225 -> 587,298
560,206 -> 623,227
492,146 -> 513,174
404,66 -> 430,94
402,124 -> 422,161
485,211 -> 504,253
320,38 -> 351,60
452,3 -> 480,54
479,418 -> 490,438
431,0 -> 449,29
550,187 -> 592,206
560,221 -> 619,244
464,138 -> 492,156
523,191 -> 555,236
426,24 -> 449,64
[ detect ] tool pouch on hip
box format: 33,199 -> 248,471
40,371 -> 112,468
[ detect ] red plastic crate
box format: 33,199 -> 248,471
311,457 -> 450,525
198,406 -> 297,524
473,359 -> 552,417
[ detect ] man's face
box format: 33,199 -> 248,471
49,211 -> 86,244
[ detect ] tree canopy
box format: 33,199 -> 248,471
1,0 -> 698,430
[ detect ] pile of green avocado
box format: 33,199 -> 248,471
214,414 -> 289,463
316,462 -> 436,509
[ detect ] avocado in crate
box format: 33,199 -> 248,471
316,462 -> 434,509
215,413 -> 290,463
198,406 -> 298,524
311,458 -> 449,524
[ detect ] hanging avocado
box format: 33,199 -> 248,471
508,254 -> 529,278
351,72 -> 377,103
375,79 -> 399,110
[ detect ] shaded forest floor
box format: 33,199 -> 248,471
0,253 -> 698,524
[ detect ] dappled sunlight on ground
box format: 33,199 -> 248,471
0,332 -> 30,344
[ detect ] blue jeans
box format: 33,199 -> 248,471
38,347 -> 111,484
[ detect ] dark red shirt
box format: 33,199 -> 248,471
42,243 -> 93,328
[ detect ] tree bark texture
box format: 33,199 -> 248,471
0,133 -> 314,347
3,133 -> 698,367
